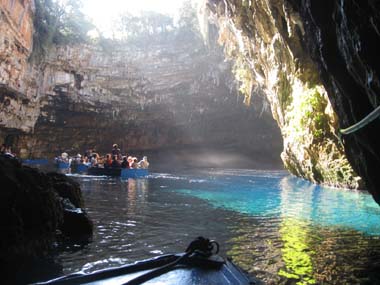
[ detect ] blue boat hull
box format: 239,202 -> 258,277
85,167 -> 149,178
121,168 -> 149,179
56,161 -> 70,169
71,163 -> 89,173
22,159 -> 49,166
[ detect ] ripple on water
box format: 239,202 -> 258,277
38,170 -> 380,285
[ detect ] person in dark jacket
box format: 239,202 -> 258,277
111,155 -> 120,168
121,156 -> 129,168
111,144 -> 121,157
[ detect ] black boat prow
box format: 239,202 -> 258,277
34,237 -> 259,285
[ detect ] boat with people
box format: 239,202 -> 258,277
34,237 -> 258,285
63,144 -> 150,178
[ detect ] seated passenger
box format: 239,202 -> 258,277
2,145 -> 15,158
0,144 -> 6,154
111,155 -> 121,168
104,154 -> 112,168
72,154 -> 81,165
121,156 -> 129,168
138,156 -> 150,169
127,156 -> 133,168
131,157 -> 139,169
85,148 -> 93,158
60,152 -> 69,163
90,153 -> 98,166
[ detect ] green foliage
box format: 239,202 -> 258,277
116,0 -> 200,43
233,1 -> 254,37
31,0 -> 94,61
177,0 -> 199,35
117,11 -> 174,40
300,90 -> 328,141
278,72 -> 293,112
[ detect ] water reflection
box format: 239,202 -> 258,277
44,171 -> 380,285
276,177 -> 380,284
278,178 -> 317,284
172,171 -> 380,283
279,176 -> 380,235
176,173 -> 380,235
124,178 -> 149,215
277,219 -> 315,284
224,175 -> 380,284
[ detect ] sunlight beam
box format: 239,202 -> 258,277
81,0 -> 187,37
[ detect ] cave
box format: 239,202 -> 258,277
1,0 -> 380,284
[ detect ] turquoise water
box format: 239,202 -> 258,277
172,170 -> 380,235
32,169 -> 380,285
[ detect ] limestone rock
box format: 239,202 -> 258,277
0,0 -> 42,133
204,0 -> 361,189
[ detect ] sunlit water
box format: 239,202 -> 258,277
42,169 -> 380,284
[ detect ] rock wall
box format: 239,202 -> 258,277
0,3 -> 283,168
287,0 -> 380,204
204,0 -> 361,189
0,0 -> 42,133
25,37 -> 281,168
1,1 -> 380,202
0,155 -> 93,284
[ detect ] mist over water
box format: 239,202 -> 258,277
145,148 -> 283,172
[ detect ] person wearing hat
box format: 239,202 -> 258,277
61,152 -> 69,162
75,154 -> 82,164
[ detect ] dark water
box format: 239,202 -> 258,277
44,169 -> 380,284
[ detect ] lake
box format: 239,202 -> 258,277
42,169 -> 380,284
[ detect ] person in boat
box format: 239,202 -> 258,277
76,154 -> 82,162
104,154 -> 112,168
1,144 -> 15,158
127,156 -> 134,167
0,144 -> 6,154
72,154 -> 81,165
85,148 -> 93,158
60,152 -> 69,162
111,155 -> 121,168
121,156 -> 129,168
90,153 -> 99,167
70,154 -> 78,167
138,156 -> 150,169
111,144 -> 121,157
83,155 -> 89,164
131,157 -> 139,169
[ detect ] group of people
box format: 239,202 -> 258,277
57,144 -> 150,169
0,144 -> 15,158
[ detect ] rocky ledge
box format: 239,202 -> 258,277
0,155 -> 93,284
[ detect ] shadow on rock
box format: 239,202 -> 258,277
0,155 -> 93,284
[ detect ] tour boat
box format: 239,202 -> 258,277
34,237 -> 258,285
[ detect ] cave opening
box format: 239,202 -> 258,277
0,0 -> 284,170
